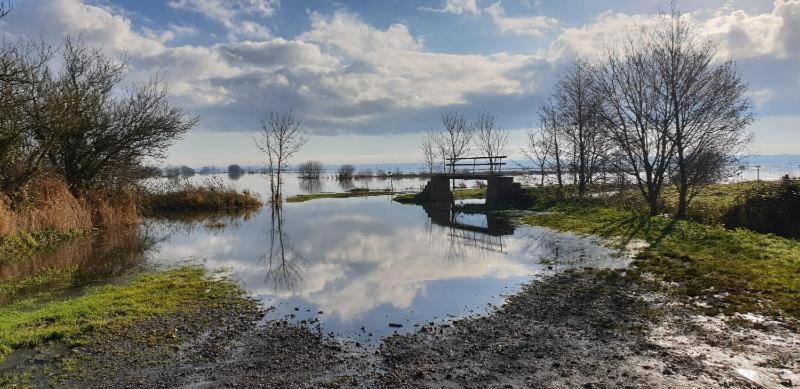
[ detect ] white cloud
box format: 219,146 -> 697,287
419,0 -> 481,16
486,1 -> 558,36
167,0 -> 277,40
701,0 -> 800,60
2,0 -> 796,141
549,0 -> 800,61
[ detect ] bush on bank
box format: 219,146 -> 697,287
141,178 -> 261,214
724,176 -> 800,238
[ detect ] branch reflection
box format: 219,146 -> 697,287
261,203 -> 305,293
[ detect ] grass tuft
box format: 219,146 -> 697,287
0,267 -> 242,363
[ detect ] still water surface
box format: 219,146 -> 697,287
146,174 -> 631,343
14,174 -> 632,344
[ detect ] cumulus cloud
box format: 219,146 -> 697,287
485,1 -> 558,36
1,0 -> 797,138
545,1 -> 800,115
166,0 -> 277,40
702,0 -> 800,60
419,0 -> 481,15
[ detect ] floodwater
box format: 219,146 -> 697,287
10,174 -> 632,344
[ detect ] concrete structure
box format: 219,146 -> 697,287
416,173 -> 531,207
413,156 -> 531,207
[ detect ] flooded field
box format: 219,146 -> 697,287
9,174 -> 631,344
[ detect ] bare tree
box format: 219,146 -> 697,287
593,34 -> 675,216
44,37 -> 197,192
0,38 -> 53,198
472,112 -> 509,173
433,111 -> 474,174
419,129 -> 438,175
537,100 -> 565,187
651,8 -> 754,218
0,1 -> 11,18
524,124 -> 552,187
337,164 -> 354,180
549,58 -> 607,198
254,110 -> 306,202
297,160 -> 323,180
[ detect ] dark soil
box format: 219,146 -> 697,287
4,269 -> 798,388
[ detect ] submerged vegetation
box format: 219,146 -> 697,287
0,267 -> 244,363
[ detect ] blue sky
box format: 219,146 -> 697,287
0,0 -> 798,166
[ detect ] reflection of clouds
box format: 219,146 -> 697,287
154,234 -> 236,261
149,196 -> 631,325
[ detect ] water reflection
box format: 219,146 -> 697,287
261,205 -> 305,292
144,195 -> 630,341
0,227 -> 157,303
337,179 -> 355,192
227,169 -> 243,181
298,178 -> 323,195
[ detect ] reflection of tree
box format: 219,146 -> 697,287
337,178 -> 355,192
519,229 -> 595,267
228,170 -> 243,180
298,178 -> 323,194
261,204 -> 305,293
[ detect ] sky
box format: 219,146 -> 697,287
0,0 -> 798,166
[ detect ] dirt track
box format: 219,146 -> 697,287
5,269 -> 798,388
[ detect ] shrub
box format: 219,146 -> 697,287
724,175 -> 800,238
143,177 -> 262,213
297,161 -> 324,180
337,165 -> 355,180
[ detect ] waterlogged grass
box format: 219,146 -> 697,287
522,206 -> 800,318
393,188 -> 487,204
0,229 -> 88,264
0,267 -> 242,363
287,189 -> 397,203
0,267 -> 82,304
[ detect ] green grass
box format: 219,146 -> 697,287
286,189 -> 397,203
0,267 -> 82,304
522,205 -> 800,318
661,181 -> 770,225
393,188 -> 487,204
0,267 -> 242,363
0,229 -> 88,264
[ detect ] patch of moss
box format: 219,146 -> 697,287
0,267 -> 243,363
522,205 -> 800,318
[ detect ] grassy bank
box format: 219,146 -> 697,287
142,179 -> 262,213
522,205 -> 800,318
393,188 -> 487,204
0,267 -> 245,363
287,189 -> 397,203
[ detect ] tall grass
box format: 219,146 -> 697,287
0,177 -> 139,245
142,177 -> 262,213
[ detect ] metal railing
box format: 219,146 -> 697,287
444,156 -> 507,175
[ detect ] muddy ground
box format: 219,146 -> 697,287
3,270 -> 798,388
